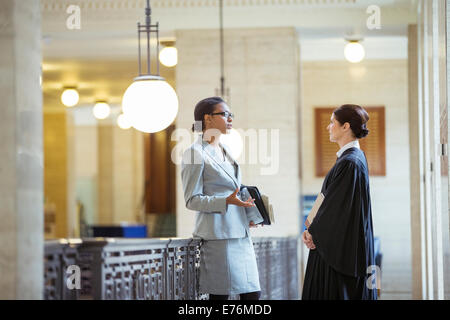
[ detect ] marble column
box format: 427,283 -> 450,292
0,0 -> 43,299
408,24 -> 424,300
413,0 -> 450,300
97,123 -> 114,224
43,110 -> 77,238
97,120 -> 145,225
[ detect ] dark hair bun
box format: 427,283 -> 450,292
192,121 -> 204,133
356,128 -> 369,139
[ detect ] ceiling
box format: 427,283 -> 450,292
40,0 -> 417,112
41,0 -> 417,59
43,59 -> 175,111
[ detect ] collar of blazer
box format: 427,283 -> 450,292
197,135 -> 240,189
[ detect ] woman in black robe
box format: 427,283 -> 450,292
302,104 -> 378,300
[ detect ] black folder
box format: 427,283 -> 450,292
240,185 -> 273,225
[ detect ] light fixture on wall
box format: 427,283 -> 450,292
344,39 -> 365,63
159,41 -> 178,67
215,0 -> 230,102
61,87 -> 79,107
93,101 -> 111,120
117,113 -> 132,130
121,0 -> 179,133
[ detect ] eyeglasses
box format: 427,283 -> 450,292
210,111 -> 234,119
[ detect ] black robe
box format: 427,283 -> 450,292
302,147 -> 378,300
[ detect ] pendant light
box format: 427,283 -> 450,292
93,101 -> 111,120
121,0 -> 179,133
344,39 -> 365,63
61,87 -> 79,107
117,113 -> 132,130
159,41 -> 178,67
215,0 -> 242,159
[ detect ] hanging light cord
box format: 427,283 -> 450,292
219,0 -> 225,96
137,0 -> 160,77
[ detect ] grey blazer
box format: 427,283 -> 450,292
181,135 -> 261,240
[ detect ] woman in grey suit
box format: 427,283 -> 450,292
181,97 -> 262,300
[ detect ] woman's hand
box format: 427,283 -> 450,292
302,230 -> 316,250
226,188 -> 255,208
249,221 -> 263,228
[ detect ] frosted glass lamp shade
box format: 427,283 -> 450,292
159,47 -> 178,67
122,76 -> 179,133
117,113 -> 132,130
61,88 -> 79,107
93,102 -> 111,119
344,41 -> 365,63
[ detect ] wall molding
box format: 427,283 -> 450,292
41,0 -> 409,11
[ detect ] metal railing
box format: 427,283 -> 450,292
44,239 -> 80,300
44,237 -> 299,300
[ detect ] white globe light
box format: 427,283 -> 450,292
122,77 -> 179,133
93,102 -> 111,120
61,88 -> 79,107
117,113 -> 132,130
220,128 -> 244,160
159,47 -> 178,67
344,41 -> 365,63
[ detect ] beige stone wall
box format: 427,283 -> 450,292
301,59 -> 412,297
175,27 -> 301,238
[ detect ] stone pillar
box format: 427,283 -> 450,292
413,0 -> 450,300
0,0 -> 43,299
175,28 -> 301,238
408,24 -> 424,300
43,110 -> 77,238
97,123 -> 114,224
113,125 -> 144,224
444,0 -> 450,300
97,120 -> 145,225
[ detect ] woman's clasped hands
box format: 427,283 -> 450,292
302,229 -> 316,250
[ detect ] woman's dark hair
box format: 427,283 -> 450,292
192,96 -> 225,132
333,104 -> 370,139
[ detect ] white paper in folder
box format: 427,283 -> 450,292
305,193 -> 324,228
261,194 -> 274,224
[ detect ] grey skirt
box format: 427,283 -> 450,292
199,234 -> 261,295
